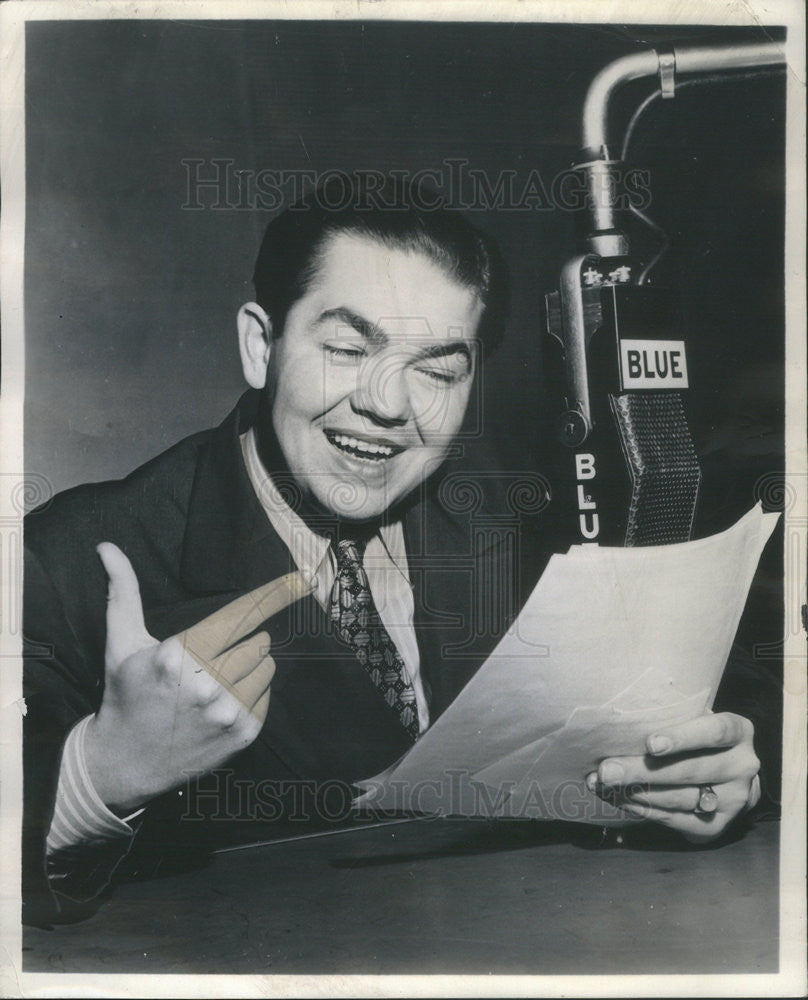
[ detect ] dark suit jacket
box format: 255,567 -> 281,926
23,391 -> 551,925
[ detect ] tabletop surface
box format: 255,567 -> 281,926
23,817 -> 779,977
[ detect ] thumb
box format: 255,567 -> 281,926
97,542 -> 154,665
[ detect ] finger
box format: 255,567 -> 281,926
251,687 -> 271,727
616,778 -> 756,843
231,653 -> 274,714
747,773 -> 762,812
584,773 -> 702,812
199,667 -> 272,735
97,542 -> 154,664
626,785 -> 702,812
208,632 -> 272,687
185,633 -> 274,716
620,800 -> 725,840
178,571 -> 311,662
646,712 -> 753,757
160,635 -> 221,701
594,744 -> 758,789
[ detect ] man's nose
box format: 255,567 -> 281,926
351,358 -> 411,426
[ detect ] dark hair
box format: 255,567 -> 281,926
252,173 -> 509,354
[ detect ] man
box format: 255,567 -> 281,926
23,177 -> 762,927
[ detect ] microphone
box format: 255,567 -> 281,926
542,40 -> 784,547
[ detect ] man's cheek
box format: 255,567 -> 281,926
423,393 -> 470,445
410,386 -> 459,437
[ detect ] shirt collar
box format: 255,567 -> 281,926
240,427 -> 410,587
241,428 -> 331,591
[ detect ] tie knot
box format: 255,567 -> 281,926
335,537 -> 367,570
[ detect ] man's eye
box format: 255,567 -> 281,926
414,367 -> 466,386
324,343 -> 365,363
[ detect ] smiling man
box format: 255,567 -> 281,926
23,176 -> 762,926
242,229 -> 483,524
22,178 -> 514,923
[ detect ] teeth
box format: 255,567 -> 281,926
331,433 -> 394,458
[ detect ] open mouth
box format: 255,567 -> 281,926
324,430 -> 404,463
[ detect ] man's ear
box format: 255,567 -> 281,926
237,302 -> 273,389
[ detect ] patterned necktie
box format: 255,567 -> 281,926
330,538 -> 420,741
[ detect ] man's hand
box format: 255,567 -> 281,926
84,542 -> 309,814
586,713 -> 761,843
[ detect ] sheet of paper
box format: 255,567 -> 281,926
470,688 -> 710,823
355,503 -> 779,820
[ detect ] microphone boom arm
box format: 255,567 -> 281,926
580,41 -> 786,246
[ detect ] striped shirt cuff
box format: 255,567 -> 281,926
46,715 -> 144,855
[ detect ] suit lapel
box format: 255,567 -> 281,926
403,466 -> 515,719
179,392 -> 294,596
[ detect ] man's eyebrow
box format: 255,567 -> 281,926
317,307 -> 387,344
414,342 -> 473,367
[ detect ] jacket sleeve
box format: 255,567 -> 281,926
22,541 -> 139,925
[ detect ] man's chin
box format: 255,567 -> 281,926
306,469 -> 409,523
305,486 -> 391,524
320,496 -> 394,524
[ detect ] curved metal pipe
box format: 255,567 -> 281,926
673,41 -> 785,75
582,49 -> 661,155
582,41 -> 785,154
